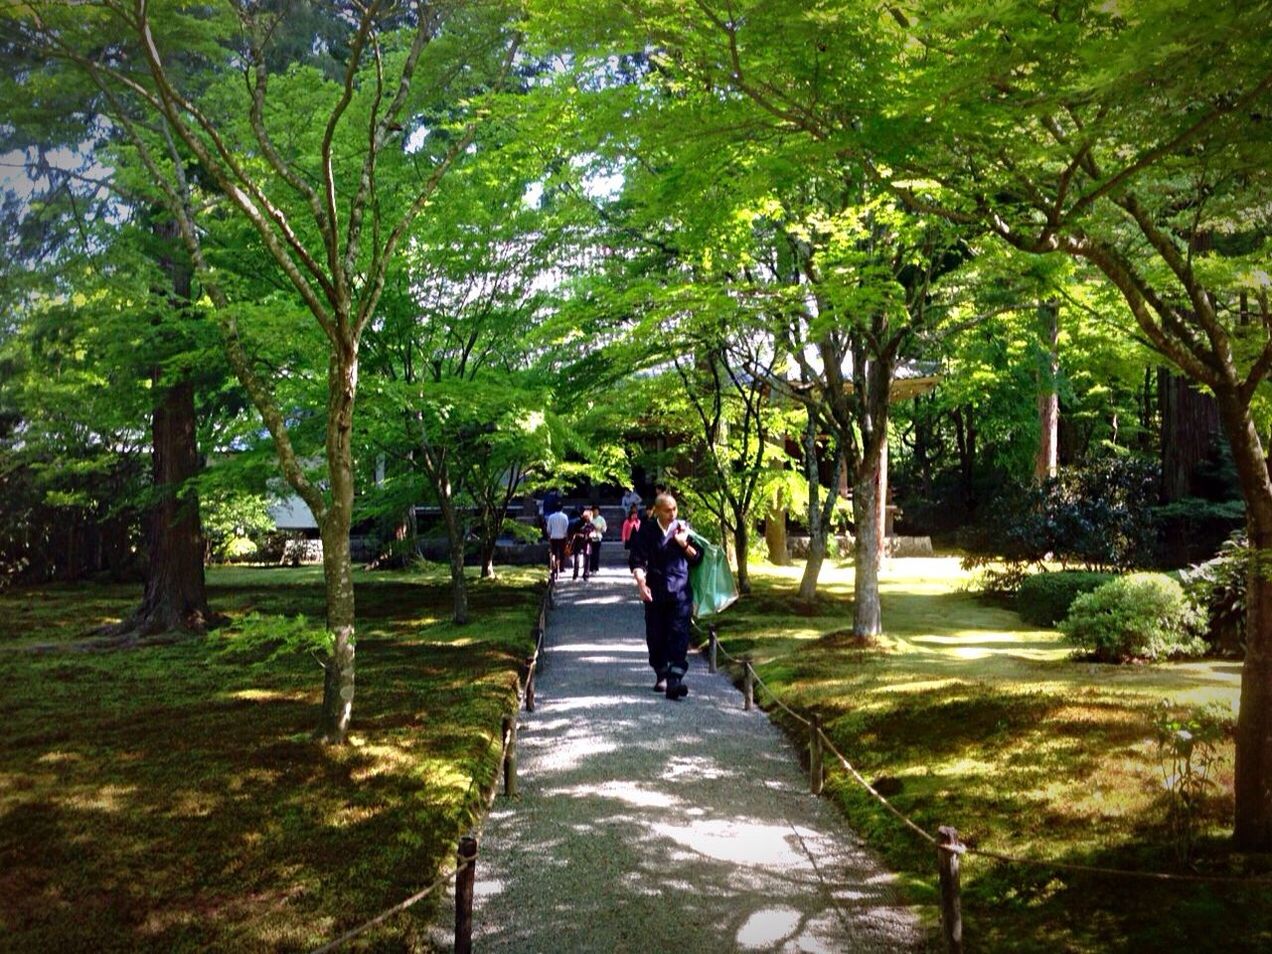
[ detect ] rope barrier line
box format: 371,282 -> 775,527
309,574 -> 553,954
307,857 -> 474,954
817,730 -> 939,848
964,845 -> 1272,885
701,629 -> 810,725
708,627 -> 1271,889
750,669 -> 812,727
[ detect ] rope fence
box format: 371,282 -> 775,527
307,573 -> 555,954
699,623 -> 1271,954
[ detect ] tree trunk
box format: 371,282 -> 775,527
320,352 -> 358,746
1215,395 -> 1272,849
952,405 -> 977,513
1035,301 -> 1060,482
1159,370 -> 1222,502
798,418 -> 827,603
797,423 -> 842,605
113,379 -> 214,636
438,490 -> 470,624
112,219 -> 214,638
852,463 -> 883,638
765,501 -> 790,565
733,519 -> 751,595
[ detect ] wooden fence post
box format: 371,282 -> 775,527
708,625 -> 718,673
743,660 -> 754,711
809,716 -> 824,796
524,654 -> 536,712
455,835 -> 478,954
502,715 -> 517,798
937,826 -> 964,954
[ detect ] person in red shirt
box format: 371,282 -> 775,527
620,504 -> 640,551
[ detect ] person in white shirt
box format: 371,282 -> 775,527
545,507 -> 570,575
588,507 -> 608,573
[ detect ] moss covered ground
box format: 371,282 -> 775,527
706,557 -> 1268,953
0,564 -> 540,952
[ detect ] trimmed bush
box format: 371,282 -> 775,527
1060,573 -> 1206,662
1017,571 -> 1116,627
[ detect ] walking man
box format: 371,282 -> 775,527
629,493 -> 702,700
546,505 -> 569,576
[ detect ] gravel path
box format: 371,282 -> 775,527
435,562 -> 926,953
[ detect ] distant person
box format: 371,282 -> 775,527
569,506 -> 594,581
543,487 -> 562,516
545,506 -> 569,575
621,486 -> 642,513
629,493 -> 702,700
588,506 -> 607,573
621,504 -> 640,551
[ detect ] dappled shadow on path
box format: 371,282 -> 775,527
447,568 -> 923,954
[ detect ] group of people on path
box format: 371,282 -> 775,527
542,488 -> 703,701
543,501 -> 611,581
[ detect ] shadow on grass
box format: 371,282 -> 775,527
0,568 -> 542,952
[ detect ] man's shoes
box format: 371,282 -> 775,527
653,678 -> 666,693
665,678 -> 688,700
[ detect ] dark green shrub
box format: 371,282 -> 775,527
961,454 -> 1162,593
1017,571 -> 1116,627
1179,532 -> 1248,657
1060,573 -> 1205,662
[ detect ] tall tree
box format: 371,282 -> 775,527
594,0 -> 1272,848
8,0 -> 522,743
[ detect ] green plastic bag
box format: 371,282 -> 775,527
687,530 -> 739,618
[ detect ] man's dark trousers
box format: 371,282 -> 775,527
644,594 -> 692,682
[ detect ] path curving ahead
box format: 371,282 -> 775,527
436,563 -> 925,953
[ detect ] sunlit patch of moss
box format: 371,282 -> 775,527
716,557 -> 1264,951
229,688 -> 309,703
35,750 -> 83,765
58,783 -> 137,813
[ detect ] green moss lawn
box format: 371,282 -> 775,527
708,557 -> 1267,953
0,564 -> 540,952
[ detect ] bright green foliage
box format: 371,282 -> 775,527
1017,571 -> 1117,628
1061,573 -> 1206,662
215,610 -> 335,663
201,492 -> 275,564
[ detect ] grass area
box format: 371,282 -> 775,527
709,557 -> 1267,953
0,563 -> 542,952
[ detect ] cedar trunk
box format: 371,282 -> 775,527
114,217 -> 214,637
1035,302 -> 1059,482
1159,370 -> 1221,502
121,378 -> 213,636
